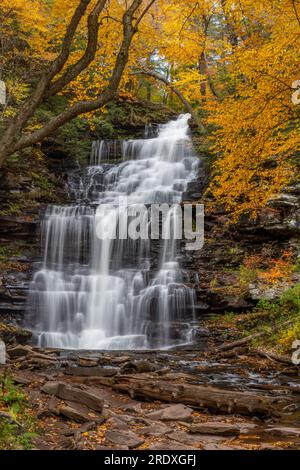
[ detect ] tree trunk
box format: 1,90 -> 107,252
199,52 -> 207,103
113,373 -> 294,417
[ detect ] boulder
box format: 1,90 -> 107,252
0,323 -> 32,346
7,344 -> 32,359
139,423 -> 170,437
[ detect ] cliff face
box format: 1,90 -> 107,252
181,177 -> 300,314
0,150 -> 76,324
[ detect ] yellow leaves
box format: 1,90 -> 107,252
206,0 -> 300,220
6,79 -> 30,104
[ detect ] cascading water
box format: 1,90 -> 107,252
29,114 -> 200,350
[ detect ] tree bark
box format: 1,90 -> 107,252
113,373 -> 294,417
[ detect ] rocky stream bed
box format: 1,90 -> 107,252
0,116 -> 299,451
1,321 -> 299,451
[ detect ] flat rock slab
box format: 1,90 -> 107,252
139,423 -> 170,437
106,416 -> 130,431
146,404 -> 193,422
167,430 -> 227,448
42,381 -> 103,413
148,440 -> 196,450
59,401 -> 103,424
121,403 -> 142,414
189,422 -> 240,436
66,366 -> 118,377
265,427 -> 300,437
105,429 -> 144,449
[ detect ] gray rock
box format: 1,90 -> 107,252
105,429 -> 144,449
146,404 -> 193,422
148,440 -> 196,450
189,422 -> 240,436
106,417 -> 129,430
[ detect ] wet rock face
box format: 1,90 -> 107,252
0,146 -> 79,323
180,175 -> 300,313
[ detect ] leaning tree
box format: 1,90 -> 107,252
0,0 -> 156,167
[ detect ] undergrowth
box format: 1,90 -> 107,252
0,373 -> 37,450
211,284 -> 300,354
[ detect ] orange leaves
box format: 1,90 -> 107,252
207,0 -> 300,220
241,249 -> 296,288
258,250 -> 295,286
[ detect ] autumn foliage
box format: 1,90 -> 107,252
0,0 -> 299,220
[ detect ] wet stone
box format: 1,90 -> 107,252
189,422 -> 240,436
146,404 -> 193,422
105,429 -> 144,449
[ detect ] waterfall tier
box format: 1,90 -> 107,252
29,114 -> 200,350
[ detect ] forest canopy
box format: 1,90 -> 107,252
0,0 -> 299,219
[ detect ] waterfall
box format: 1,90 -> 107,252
29,114 -> 200,350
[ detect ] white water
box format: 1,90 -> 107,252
29,114 -> 199,350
